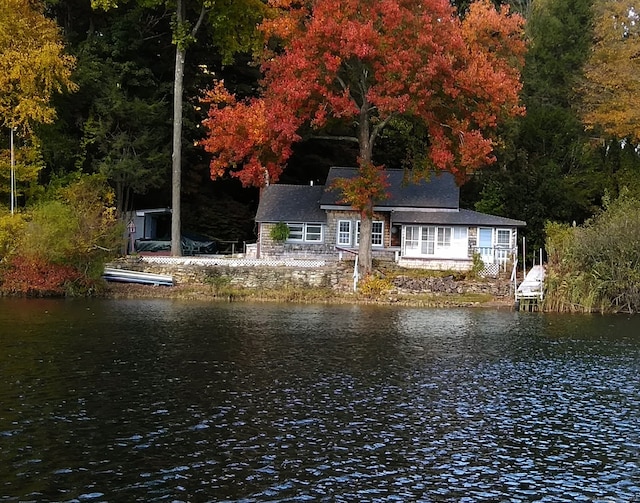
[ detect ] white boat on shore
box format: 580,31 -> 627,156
103,267 -> 173,287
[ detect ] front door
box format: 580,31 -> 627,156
478,228 -> 494,264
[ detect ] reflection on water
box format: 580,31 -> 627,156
1,299 -> 639,502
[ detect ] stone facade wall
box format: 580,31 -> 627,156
468,227 -> 478,255
258,222 -> 336,260
257,215 -> 398,262
325,210 -> 393,248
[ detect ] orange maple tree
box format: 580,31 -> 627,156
201,0 -> 526,278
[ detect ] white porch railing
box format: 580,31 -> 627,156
473,246 -> 517,271
141,255 -> 326,268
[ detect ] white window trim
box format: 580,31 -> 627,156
422,226 -> 435,255
305,223 -> 323,242
403,225 -> 468,257
287,223 -> 304,242
437,227 -> 452,248
337,220 -> 352,246
286,222 -> 324,243
355,220 -> 384,247
496,228 -> 512,247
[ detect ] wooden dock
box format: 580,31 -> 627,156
516,265 -> 545,311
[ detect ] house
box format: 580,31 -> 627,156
254,167 -> 525,272
124,208 -> 216,255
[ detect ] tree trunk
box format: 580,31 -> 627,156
358,210 -> 373,279
170,0 -> 186,257
357,102 -> 374,280
170,1 -> 207,257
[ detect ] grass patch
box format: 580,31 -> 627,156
374,261 -> 471,281
105,282 -> 499,307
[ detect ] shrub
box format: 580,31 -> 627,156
270,221 -> 290,242
204,269 -> 232,294
469,252 -> 485,279
0,174 -> 122,296
0,256 -> 83,296
358,274 -> 393,297
20,201 -> 77,263
0,211 -> 25,262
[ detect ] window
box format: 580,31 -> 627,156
405,226 -> 420,251
337,220 -> 352,246
286,223 -> 323,242
478,228 -> 492,249
421,226 -> 435,255
453,227 -> 467,240
404,225 -> 462,257
372,221 -> 384,246
355,220 -> 384,247
287,223 -> 304,241
496,229 -> 511,247
437,227 -> 451,248
305,224 -> 323,242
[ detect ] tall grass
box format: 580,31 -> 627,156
544,191 -> 640,313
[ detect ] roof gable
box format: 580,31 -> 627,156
255,184 -> 326,223
320,167 -> 459,210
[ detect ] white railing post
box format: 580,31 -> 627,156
522,236 -> 527,280
353,254 -> 359,292
511,258 -> 518,300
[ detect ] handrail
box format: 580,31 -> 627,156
335,245 -> 358,255
335,246 -> 360,291
353,255 -> 359,292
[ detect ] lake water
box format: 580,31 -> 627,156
1,298 -> 639,502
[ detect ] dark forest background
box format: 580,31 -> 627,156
6,0 -> 640,255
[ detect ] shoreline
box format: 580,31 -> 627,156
103,282 -> 517,310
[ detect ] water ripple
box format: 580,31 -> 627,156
1,301 -> 640,501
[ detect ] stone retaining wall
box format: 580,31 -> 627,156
391,275 -> 512,297
108,259 -> 511,298
110,259 -> 353,291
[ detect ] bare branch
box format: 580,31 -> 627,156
192,3 -> 208,37
370,113 -> 396,146
310,134 -> 359,143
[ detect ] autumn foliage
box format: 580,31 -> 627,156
0,175 -> 122,297
202,0 -> 525,184
201,0 -> 525,276
0,256 -> 84,297
579,0 -> 640,142
0,0 -> 77,131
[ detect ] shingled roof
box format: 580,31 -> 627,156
320,167 -> 459,210
254,167 -> 525,227
255,184 -> 326,223
391,209 -> 526,227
